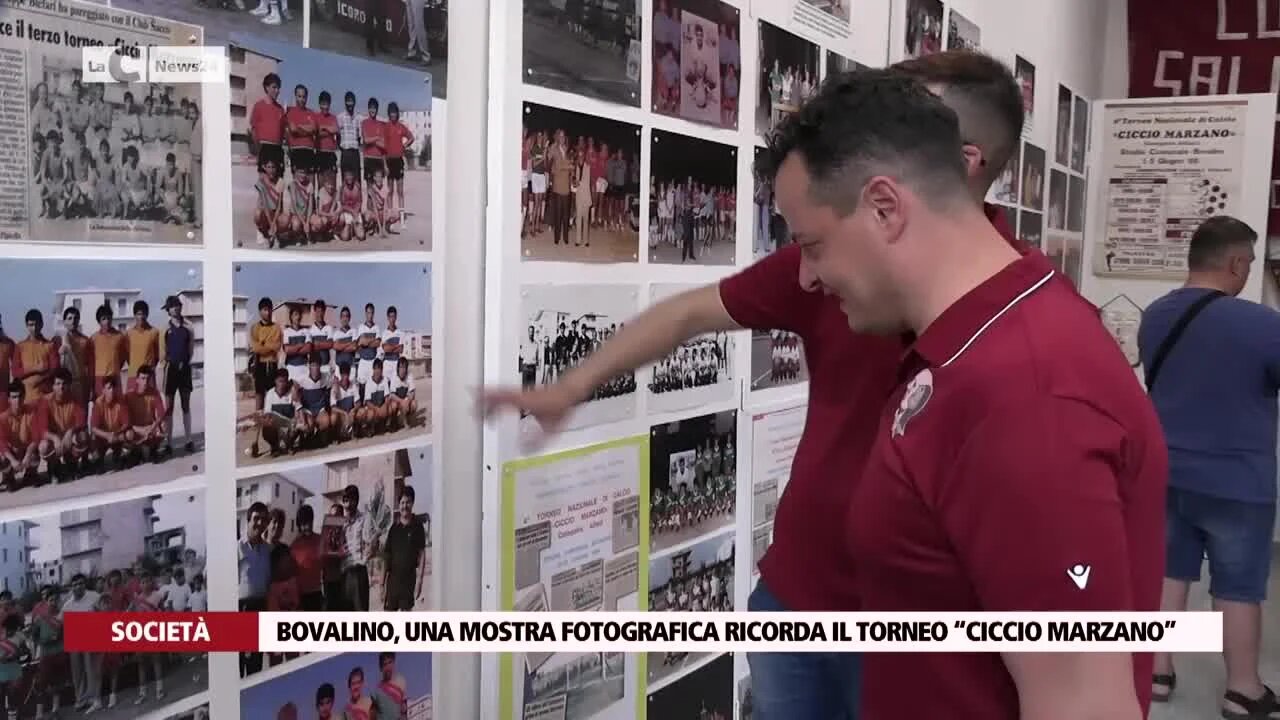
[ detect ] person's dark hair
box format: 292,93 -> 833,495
1187,215 -> 1257,271
297,504 -> 314,526
137,364 -> 153,378
52,368 -> 72,385
316,683 -> 336,705
264,73 -> 281,90
24,309 -> 42,326
756,69 -> 968,214
133,300 -> 148,316
319,91 -> 332,105
348,666 -> 364,685
96,304 -> 112,323
890,50 -> 1025,189
259,297 -> 274,311
63,307 -> 79,321
400,486 -> 415,503
343,484 -> 359,502
248,501 -> 269,519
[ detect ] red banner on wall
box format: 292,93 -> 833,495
1127,0 -> 1280,234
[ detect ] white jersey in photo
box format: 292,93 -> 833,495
331,325 -> 358,370
355,322 -> 381,382
296,372 -> 332,414
264,387 -> 297,419
364,375 -> 393,406
332,379 -> 361,413
309,323 -> 334,369
390,372 -> 416,400
381,326 -> 405,367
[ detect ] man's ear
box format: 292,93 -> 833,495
961,144 -> 985,178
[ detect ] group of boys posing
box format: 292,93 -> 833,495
31,75 -> 201,225
0,299 -> 197,490
250,75 -> 418,247
243,299 -> 421,458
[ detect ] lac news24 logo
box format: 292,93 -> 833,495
81,45 -> 225,84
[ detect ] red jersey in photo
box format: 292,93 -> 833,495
12,337 -> 58,399
43,396 -> 85,435
285,106 -> 316,149
249,97 -> 286,146
315,112 -> 340,152
0,403 -> 45,452
384,121 -> 412,159
126,388 -> 165,427
91,398 -> 129,434
361,117 -> 386,158
290,532 -> 324,595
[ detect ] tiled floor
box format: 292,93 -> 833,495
1153,555 -> 1280,720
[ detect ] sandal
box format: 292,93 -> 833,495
1222,686 -> 1280,719
1152,673 -> 1176,702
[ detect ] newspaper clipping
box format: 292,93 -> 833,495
0,0 -> 204,246
506,438 -> 644,720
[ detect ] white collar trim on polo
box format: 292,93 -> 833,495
939,270 -> 1056,369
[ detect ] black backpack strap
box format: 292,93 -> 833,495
1145,290 -> 1225,391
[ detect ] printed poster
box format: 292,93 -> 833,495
500,436 -> 649,720
749,404 -> 805,575
1093,100 -> 1247,280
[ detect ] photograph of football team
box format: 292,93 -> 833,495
1067,174 -> 1086,232
232,262 -> 433,468
523,0 -> 641,107
1020,142 -> 1045,211
231,34 -> 433,251
240,650 -> 431,720
648,131 -> 737,266
1062,235 -> 1083,288
749,330 -> 807,391
945,9 -> 980,51
0,260 -> 205,511
648,285 -> 735,415
652,0 -> 741,129
18,53 -> 203,246
756,22 -> 820,140
518,651 -> 626,720
236,446 -> 433,677
5,489 -> 208,720
647,654 -> 733,719
519,284 -> 638,432
752,147 -> 790,259
1071,95 -> 1089,172
1055,85 -> 1072,167
1048,169 -> 1067,230
1016,56 -> 1036,135
520,103 -> 642,263
1018,209 -> 1043,249
649,410 -> 736,554
110,0 -> 301,53
903,0 -> 943,59
306,0 -> 450,98
647,532 -> 734,685
826,52 -> 868,76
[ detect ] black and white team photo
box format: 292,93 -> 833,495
649,410 -> 737,554
520,284 -> 639,431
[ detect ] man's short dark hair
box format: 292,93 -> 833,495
1187,215 -> 1257,271
890,51 -> 1024,187
756,69 -> 968,214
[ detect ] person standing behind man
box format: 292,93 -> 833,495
1141,216 -> 1280,718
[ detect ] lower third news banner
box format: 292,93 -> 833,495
63,611 -> 1223,654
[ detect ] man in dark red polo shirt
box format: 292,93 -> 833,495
482,52 -> 1041,719
764,69 -> 1165,719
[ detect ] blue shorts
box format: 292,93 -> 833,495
1166,486 -> 1276,603
746,579 -> 861,720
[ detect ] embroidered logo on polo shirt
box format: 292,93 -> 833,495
892,368 -> 933,438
